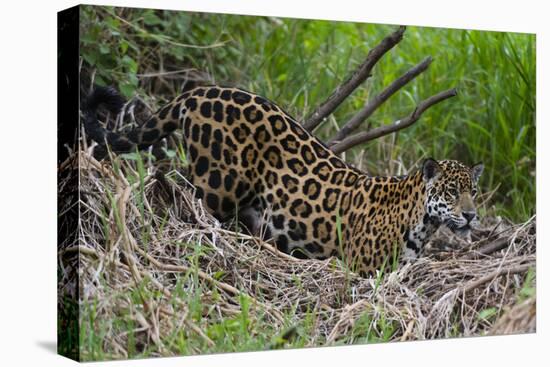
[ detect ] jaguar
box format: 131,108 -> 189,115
83,84 -> 483,276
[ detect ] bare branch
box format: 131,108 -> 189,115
330,88 -> 458,154
303,26 -> 406,132
462,237 -> 511,260
327,56 -> 433,145
461,264 -> 532,294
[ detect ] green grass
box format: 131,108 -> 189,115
80,6 -> 535,221
518,267 -> 536,302
77,248 -> 319,359
343,310 -> 398,345
77,258 -> 395,360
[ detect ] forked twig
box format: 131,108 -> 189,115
462,237 -> 511,260
328,56 -> 433,145
303,26 -> 406,132
330,88 -> 458,154
460,264 -> 532,294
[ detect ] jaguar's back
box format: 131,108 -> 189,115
84,85 -> 483,276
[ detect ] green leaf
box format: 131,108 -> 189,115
122,55 -> 138,73
143,11 -> 162,26
82,52 -> 98,65
128,73 -> 139,87
99,44 -> 110,55
105,16 -> 120,29
119,83 -> 135,98
277,73 -> 287,82
119,152 -> 141,161
478,307 -> 497,320
162,148 -> 177,158
119,40 -> 129,54
213,270 -> 225,280
94,75 -> 106,86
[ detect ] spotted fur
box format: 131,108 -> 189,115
84,85 -> 483,276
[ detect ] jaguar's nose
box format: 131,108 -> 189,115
462,211 -> 476,222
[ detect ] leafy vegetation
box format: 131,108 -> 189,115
80,5 -> 535,221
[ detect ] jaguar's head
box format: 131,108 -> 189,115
422,158 -> 484,236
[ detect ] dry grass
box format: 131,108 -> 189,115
58,147 -> 536,360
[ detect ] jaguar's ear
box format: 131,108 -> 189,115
471,162 -> 484,184
422,158 -> 441,182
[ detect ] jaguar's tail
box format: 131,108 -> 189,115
84,85 -> 168,154
83,85 -> 126,117
82,85 -> 138,153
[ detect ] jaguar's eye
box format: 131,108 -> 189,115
448,188 -> 459,198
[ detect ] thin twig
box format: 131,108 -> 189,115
328,56 -> 433,145
461,264 -> 533,294
134,245 -> 286,323
400,319 -> 415,341
141,271 -> 216,347
303,26 -> 406,132
216,228 -> 301,262
135,245 -> 240,295
330,88 -> 458,154
462,237 -> 511,260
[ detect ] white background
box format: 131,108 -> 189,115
0,0 -> 546,365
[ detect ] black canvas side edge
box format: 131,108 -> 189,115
57,4 -> 80,362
